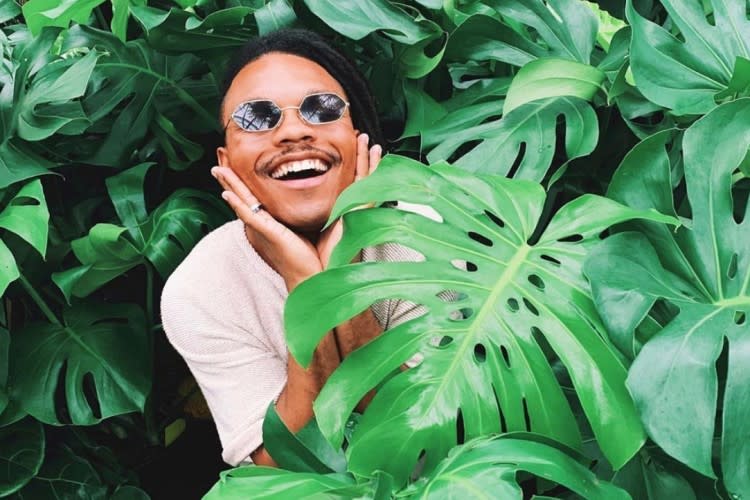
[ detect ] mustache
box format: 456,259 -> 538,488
260,146 -> 341,173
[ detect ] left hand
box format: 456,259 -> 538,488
317,132 -> 381,267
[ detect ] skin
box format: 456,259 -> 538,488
211,52 -> 382,466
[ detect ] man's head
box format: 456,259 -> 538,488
217,29 -> 382,233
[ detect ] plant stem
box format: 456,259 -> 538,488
19,274 -> 62,326
145,261 -> 154,331
94,7 -> 108,31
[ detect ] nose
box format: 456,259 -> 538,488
272,107 -> 315,146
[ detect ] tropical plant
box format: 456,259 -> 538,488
0,0 -> 748,498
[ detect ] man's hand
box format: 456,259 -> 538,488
211,165 -> 322,291
317,133 -> 382,268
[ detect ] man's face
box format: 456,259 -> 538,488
217,52 -> 358,233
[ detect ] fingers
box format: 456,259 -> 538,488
369,143 -> 382,175
211,166 -> 274,230
354,133 -> 369,181
355,133 -> 383,181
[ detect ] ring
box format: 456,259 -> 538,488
249,202 -> 262,214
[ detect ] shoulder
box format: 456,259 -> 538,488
159,219 -> 287,351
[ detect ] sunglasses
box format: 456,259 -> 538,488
229,92 -> 350,132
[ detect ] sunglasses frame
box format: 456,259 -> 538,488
228,92 -> 350,133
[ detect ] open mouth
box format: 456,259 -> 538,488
270,159 -> 331,181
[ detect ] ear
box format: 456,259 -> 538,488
216,146 -> 230,167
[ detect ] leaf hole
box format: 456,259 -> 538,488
168,234 -> 185,252
10,195 -> 41,207
456,409 -> 465,445
735,311 -> 746,325
436,290 -> 467,302
507,298 -> 519,312
522,398 -> 532,431
83,372 -> 102,420
731,172 -> 750,224
473,343 -> 487,363
466,262 -> 478,272
491,385 -> 508,433
531,326 -> 556,361
451,259 -> 477,272
436,335 -> 454,348
727,253 -> 738,279
468,231 -> 493,247
523,298 -> 539,316
500,345 -> 510,368
557,234 -> 583,243
484,210 -> 505,228
540,254 -> 561,266
527,274 -> 545,291
507,141 -> 526,178
54,360 -> 72,424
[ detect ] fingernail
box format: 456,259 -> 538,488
360,133 -> 369,143
221,191 -> 229,201
210,167 -> 218,178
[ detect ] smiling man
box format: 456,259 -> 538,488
160,29 -> 421,467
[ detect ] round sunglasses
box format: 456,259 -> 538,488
228,92 -> 350,132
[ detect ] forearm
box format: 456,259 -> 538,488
252,274 -> 341,466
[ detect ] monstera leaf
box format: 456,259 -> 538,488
0,417 -> 44,496
60,24 -> 216,168
0,179 -> 49,296
285,155 -> 676,483
9,302 -> 150,425
205,435 -> 628,499
585,99 -> 750,496
52,163 -> 227,300
403,436 -> 629,499
426,96 -> 599,181
627,0 -> 750,115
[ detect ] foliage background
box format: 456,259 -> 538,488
0,0 -> 749,498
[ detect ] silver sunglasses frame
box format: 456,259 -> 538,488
228,92 -> 350,132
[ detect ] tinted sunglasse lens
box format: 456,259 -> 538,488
299,93 -> 347,124
233,101 -> 282,131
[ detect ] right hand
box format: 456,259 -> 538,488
211,166 -> 322,290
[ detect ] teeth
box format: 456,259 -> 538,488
271,159 -> 330,179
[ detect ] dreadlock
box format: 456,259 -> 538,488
221,28 -> 384,147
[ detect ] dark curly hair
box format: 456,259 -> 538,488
221,28 -> 383,147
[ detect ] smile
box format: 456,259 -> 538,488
270,158 -> 331,180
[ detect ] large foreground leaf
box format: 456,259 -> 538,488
9,302 -> 150,425
627,0 -> 750,115
585,99 -> 750,496
285,155 -> 676,483
404,435 -> 629,499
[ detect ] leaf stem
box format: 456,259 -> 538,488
18,274 -> 62,326
145,262 -> 154,331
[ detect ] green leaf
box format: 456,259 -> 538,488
406,436 -> 630,499
54,165 -> 226,298
584,1 -> 628,51
262,403 -> 345,473
585,99 -> 750,496
0,0 -> 21,23
61,24 -> 217,167
301,0 -> 440,44
626,0 -> 750,115
52,223 -> 142,301
427,97 -> 599,182
0,327 -> 8,414
110,485 -> 150,499
0,417 -> 44,496
285,156 -> 677,483
13,444 -> 107,499
0,179 -> 50,257
9,302 -> 151,425
255,0 -> 296,36
203,467 -> 360,500
21,0 -> 105,35
503,58 -> 606,114
715,56 -> 750,102
0,179 -> 49,296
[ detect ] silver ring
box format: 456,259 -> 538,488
249,202 -> 262,214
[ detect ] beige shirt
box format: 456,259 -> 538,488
160,218 -> 424,465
